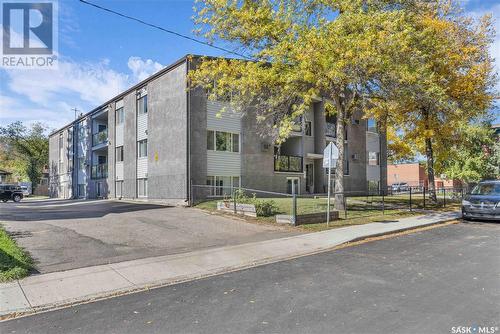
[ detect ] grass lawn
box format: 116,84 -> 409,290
0,226 -> 33,282
195,193 -> 459,231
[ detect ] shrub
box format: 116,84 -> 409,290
253,199 -> 279,217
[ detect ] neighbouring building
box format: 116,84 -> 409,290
49,55 -> 387,204
0,169 -> 12,184
387,162 -> 461,189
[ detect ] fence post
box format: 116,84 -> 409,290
409,187 -> 412,212
382,192 -> 385,215
233,189 -> 237,214
443,188 -> 446,207
423,187 -> 426,209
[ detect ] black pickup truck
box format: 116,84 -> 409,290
0,184 -> 24,202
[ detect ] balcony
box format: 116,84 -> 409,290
91,163 -> 108,179
274,155 -> 303,173
325,122 -> 336,137
92,129 -> 108,147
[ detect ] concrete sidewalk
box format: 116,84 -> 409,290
1,211 -> 460,318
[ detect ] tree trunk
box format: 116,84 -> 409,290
333,97 -> 346,211
423,109 -> 437,203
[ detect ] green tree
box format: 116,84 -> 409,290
0,122 -> 49,192
189,0 -> 421,209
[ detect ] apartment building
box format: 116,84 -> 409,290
49,55 -> 387,203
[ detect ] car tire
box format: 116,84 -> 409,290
12,194 -> 22,203
1,199 -> 7,203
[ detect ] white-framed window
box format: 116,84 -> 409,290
206,176 -> 240,196
115,180 -> 123,198
116,107 -> 124,124
137,178 -> 148,197
207,130 -> 239,153
305,120 -> 312,136
368,152 -> 380,166
138,139 -> 147,158
116,146 -> 124,162
137,95 -> 147,114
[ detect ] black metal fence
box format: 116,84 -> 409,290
190,184 -> 466,225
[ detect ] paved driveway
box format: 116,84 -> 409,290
0,199 -> 298,273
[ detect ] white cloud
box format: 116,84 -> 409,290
0,56 -> 164,129
127,56 -> 164,82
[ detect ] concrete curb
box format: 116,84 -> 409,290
0,211 -> 460,320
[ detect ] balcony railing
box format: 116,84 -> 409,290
325,122 -> 336,137
274,155 -> 303,173
92,129 -> 108,146
91,163 -> 108,179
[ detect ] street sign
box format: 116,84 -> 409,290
323,142 -> 339,227
323,142 -> 339,168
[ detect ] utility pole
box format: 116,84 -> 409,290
72,108 -> 79,120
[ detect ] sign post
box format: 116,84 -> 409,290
323,142 -> 339,226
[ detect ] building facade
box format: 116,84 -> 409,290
49,55 -> 387,203
387,162 -> 462,189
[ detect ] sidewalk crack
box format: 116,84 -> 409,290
108,266 -> 136,286
17,280 -> 32,308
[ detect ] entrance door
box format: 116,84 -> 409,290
305,163 -> 314,193
287,178 -> 300,194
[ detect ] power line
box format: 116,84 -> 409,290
78,0 -> 252,60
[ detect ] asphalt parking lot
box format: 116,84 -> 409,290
0,199 -> 298,273
2,221 -> 498,334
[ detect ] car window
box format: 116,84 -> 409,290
471,183 -> 500,195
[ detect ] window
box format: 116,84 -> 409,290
368,152 -> 380,166
116,108 -> 124,124
207,130 -> 239,152
115,181 -> 123,198
232,133 -> 239,152
207,130 -> 214,150
59,134 -> 63,150
137,95 -> 147,114
305,121 -> 312,136
367,118 -> 377,133
77,184 -> 86,198
137,178 -> 148,197
216,131 -> 230,151
116,146 -> 124,162
138,139 -> 148,158
206,176 -> 240,196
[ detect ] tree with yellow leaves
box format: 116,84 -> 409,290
189,0 -> 424,209
366,1 -> 497,201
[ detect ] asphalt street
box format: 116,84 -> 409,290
2,221 -> 499,334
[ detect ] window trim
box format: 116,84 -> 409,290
206,130 -> 240,153
137,139 -> 148,158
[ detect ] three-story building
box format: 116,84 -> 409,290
49,55 -> 387,203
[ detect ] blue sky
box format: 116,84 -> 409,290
0,0 -> 499,130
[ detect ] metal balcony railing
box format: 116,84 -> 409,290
91,163 -> 108,179
274,155 -> 303,173
92,129 -> 108,146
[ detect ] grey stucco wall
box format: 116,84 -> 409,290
108,104 -> 116,198
147,61 -> 188,201
123,91 -> 137,198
